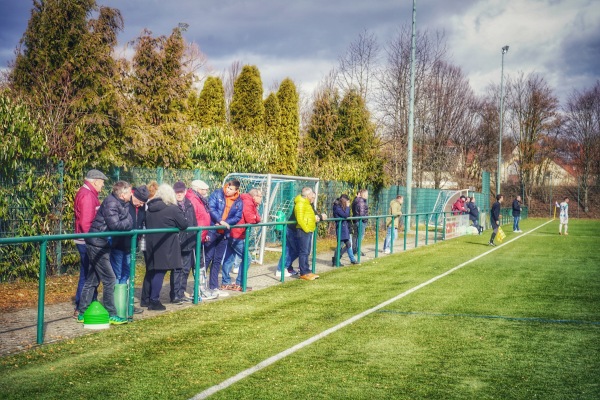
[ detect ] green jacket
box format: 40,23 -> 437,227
294,194 -> 316,233
386,199 -> 403,228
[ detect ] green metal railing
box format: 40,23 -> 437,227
0,206 -> 525,345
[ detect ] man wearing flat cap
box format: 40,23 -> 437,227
110,185 -> 149,289
72,169 -> 109,318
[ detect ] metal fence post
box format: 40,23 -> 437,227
37,240 -> 48,344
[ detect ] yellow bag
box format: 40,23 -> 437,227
496,226 -> 506,243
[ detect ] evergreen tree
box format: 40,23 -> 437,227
9,0 -> 124,167
230,65 -> 264,136
125,26 -> 193,167
336,89 -> 378,160
193,76 -> 226,128
276,78 -> 300,175
305,88 -> 340,160
301,87 -> 386,188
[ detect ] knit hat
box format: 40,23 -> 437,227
173,181 -> 187,193
190,180 -> 209,190
132,185 -> 149,202
86,169 -> 108,180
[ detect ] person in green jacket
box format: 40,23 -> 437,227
295,187 -> 321,281
383,195 -> 403,254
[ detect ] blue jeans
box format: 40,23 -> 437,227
296,229 -> 313,276
383,227 -> 397,251
110,248 -> 130,284
278,226 -> 298,271
513,216 -> 520,231
204,231 -> 227,290
334,239 -> 356,263
222,238 -> 248,286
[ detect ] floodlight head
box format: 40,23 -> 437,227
502,45 -> 509,54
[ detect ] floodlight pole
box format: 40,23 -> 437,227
405,0 -> 417,230
497,45 -> 509,195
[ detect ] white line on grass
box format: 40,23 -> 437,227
190,219 -> 554,399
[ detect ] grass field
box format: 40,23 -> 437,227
1,218 -> 599,399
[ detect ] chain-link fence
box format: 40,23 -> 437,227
0,162 -> 494,281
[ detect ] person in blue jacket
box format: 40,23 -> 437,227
205,179 -> 243,297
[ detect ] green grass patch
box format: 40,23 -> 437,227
1,218 -> 599,399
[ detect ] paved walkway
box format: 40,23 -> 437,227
0,240 -> 424,356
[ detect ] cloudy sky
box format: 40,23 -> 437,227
1,0 -> 598,104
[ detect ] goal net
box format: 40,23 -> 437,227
222,173 -> 320,264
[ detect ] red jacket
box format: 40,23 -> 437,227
451,198 -> 467,215
185,188 -> 210,241
74,182 -> 100,243
230,193 -> 261,239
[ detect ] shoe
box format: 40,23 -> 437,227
72,309 -> 79,319
171,298 -> 183,305
287,269 -> 299,276
276,268 -> 296,277
211,289 -> 229,298
133,307 -> 144,314
109,315 -> 128,325
331,257 -> 345,267
140,300 -> 149,307
564,232 -> 568,236
351,260 -> 360,265
181,296 -> 193,302
361,252 -> 366,256
233,266 -> 239,274
77,313 -> 84,323
383,249 -> 390,254
148,300 -> 166,311
299,273 -> 317,281
488,242 -> 496,247
559,232 -> 562,235
201,290 -> 218,300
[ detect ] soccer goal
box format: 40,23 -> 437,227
222,173 -> 320,264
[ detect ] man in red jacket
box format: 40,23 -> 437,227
72,169 -> 107,318
221,188 -> 263,291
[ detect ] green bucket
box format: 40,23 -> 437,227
114,283 -> 129,319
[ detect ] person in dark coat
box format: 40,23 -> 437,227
332,194 -> 358,266
78,181 -> 133,324
144,183 -> 189,310
351,189 -> 369,256
489,194 -> 504,246
466,196 -> 483,235
169,181 -> 198,304
110,185 -> 149,284
512,195 -> 522,233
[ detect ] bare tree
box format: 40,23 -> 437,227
505,72 -> 561,201
222,60 -> 242,122
182,41 -> 212,88
375,27 -> 446,187
336,29 -> 380,103
420,60 -> 478,189
563,80 -> 600,211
